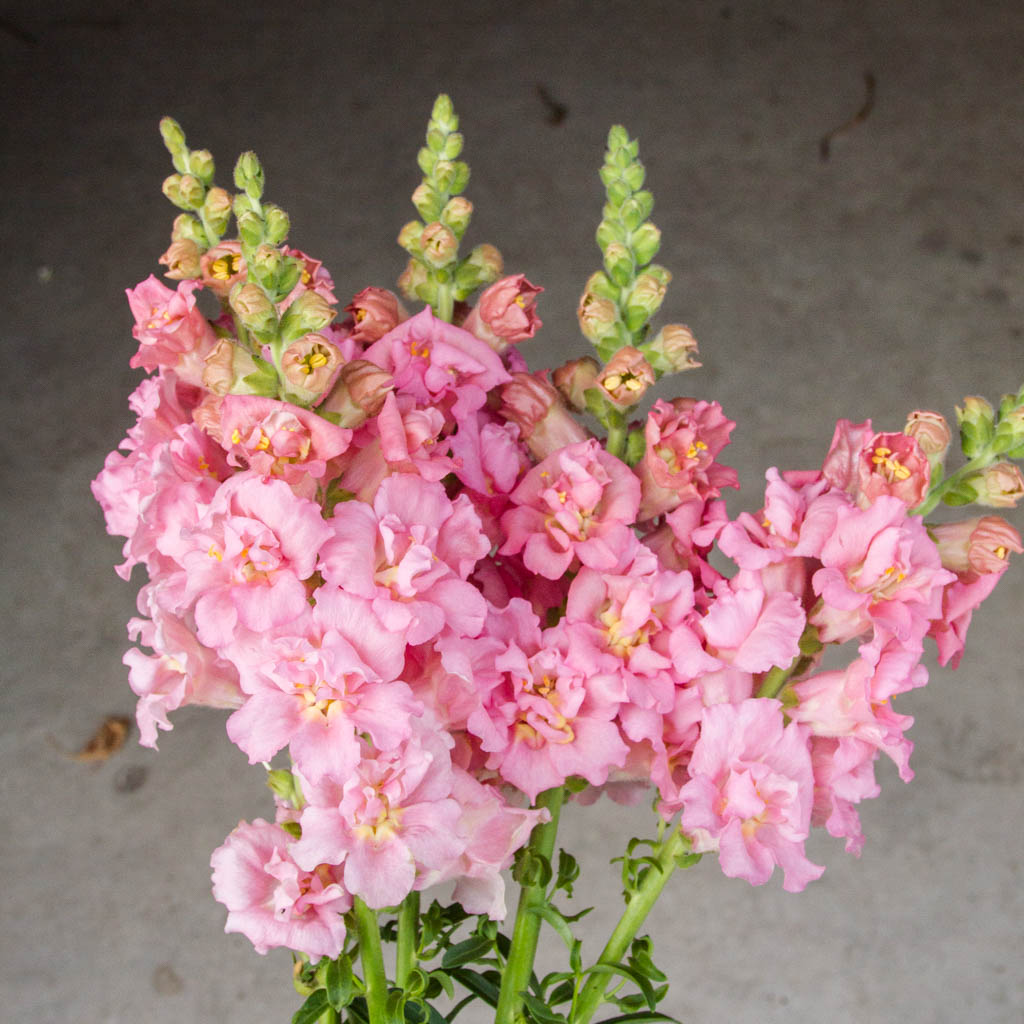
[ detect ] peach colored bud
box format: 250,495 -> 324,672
441,196 -> 473,235
397,220 -> 424,253
420,222 -> 458,268
577,290 -> 618,343
597,347 -> 655,407
345,287 -> 407,344
904,410 -> 951,457
465,243 -> 504,280
322,360 -> 395,427
652,323 -> 701,372
281,334 -> 343,398
230,282 -> 275,328
203,339 -> 242,396
552,356 -> 601,411
500,371 -> 590,460
973,461 -> 1024,507
931,516 -> 1023,575
159,239 -> 202,280
397,259 -> 429,301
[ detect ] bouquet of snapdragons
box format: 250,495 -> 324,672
93,95 -> 1024,1024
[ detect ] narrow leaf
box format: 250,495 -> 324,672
442,936 -> 494,969
291,989 -> 329,1024
448,968 -> 501,1008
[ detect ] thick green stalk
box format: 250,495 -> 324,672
571,829 -> 688,1024
494,787 -> 566,1024
606,421 -> 627,461
395,891 -> 420,989
435,281 -> 454,323
911,453 -> 987,516
352,898 -> 389,1024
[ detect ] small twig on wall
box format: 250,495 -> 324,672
820,71 -> 876,160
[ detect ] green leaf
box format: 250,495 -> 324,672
448,968 -> 501,1008
528,904 -> 575,951
442,936 -> 494,969
554,849 -> 580,898
242,357 -> 281,398
324,956 -> 353,1010
582,963 -> 658,1011
520,991 -> 568,1024
596,1012 -> 684,1024
291,988 -> 329,1024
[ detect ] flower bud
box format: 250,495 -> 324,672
171,213 -> 208,247
623,269 -> 669,330
420,222 -> 458,268
931,515 -> 1023,576
202,338 -> 261,396
236,209 -> 265,248
162,174 -> 187,210
904,409 -> 951,475
644,323 -> 701,374
597,346 -> 655,407
630,221 -> 661,265
279,290 -> 335,342
465,243 -> 503,280
956,395 -> 996,456
412,182 -> 443,222
552,356 -> 601,411
441,196 -> 473,238
188,148 -> 215,184
177,174 -> 204,209
159,117 -> 186,156
397,220 -> 425,256
263,204 -> 290,246
500,371 -> 589,460
202,187 -> 232,237
345,287 -> 407,344
577,289 -> 618,343
234,151 -> 265,200
159,239 -> 202,280
397,259 -> 430,302
968,461 -> 1024,508
322,359 -> 395,427
281,333 -> 343,403
602,241 -> 634,287
230,282 -> 277,334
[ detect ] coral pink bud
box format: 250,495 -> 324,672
500,371 -> 590,460
159,239 -> 202,280
462,275 -> 544,352
650,323 -> 701,372
552,356 -> 601,411
931,516 -> 1023,575
202,338 -> 260,396
420,222 -> 458,268
972,461 -> 1024,508
345,287 -> 407,344
321,360 -> 395,427
597,346 -> 655,407
200,241 -> 246,298
281,334 -> 343,401
904,410 -> 951,457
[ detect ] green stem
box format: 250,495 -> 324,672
435,281 -> 454,323
572,829 -> 688,1024
911,453 -> 989,516
352,898 -> 388,1024
606,421 -> 627,461
395,891 -> 420,989
495,787 -> 565,1024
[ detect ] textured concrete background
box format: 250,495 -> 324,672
1,1 -> 1022,1021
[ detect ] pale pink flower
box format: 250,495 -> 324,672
680,699 -> 824,892
125,275 -> 217,383
279,247 -> 338,310
345,287 -> 407,344
280,333 -> 344,403
637,398 -> 738,520
293,728 -> 466,909
500,439 -> 641,579
822,421 -> 931,509
596,347 -> 655,408
211,818 -> 349,958
808,736 -> 880,855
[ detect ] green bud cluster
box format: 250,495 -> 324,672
579,126 -> 672,365
397,95 -> 502,321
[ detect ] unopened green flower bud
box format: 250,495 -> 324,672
159,116 -> 186,155
263,203 -> 290,245
441,196 -> 473,238
248,244 -> 283,290
397,258 -> 430,302
162,174 -> 187,210
188,148 -> 215,185
420,222 -> 458,268
623,268 -> 670,329
230,282 -> 277,334
431,93 -> 458,133
171,213 -> 208,247
412,182 -> 443,222
623,160 -> 645,191
603,241 -> 634,287
279,290 -> 335,342
644,323 -> 701,374
992,405 -> 1024,456
596,218 -> 626,252
583,270 -> 619,302
175,173 -> 204,209
234,151 -> 265,200
398,221 -> 425,257
956,395 -> 996,456
630,221 -> 661,265
577,289 -> 619,343
236,209 -> 265,248
434,159 -> 470,195
202,186 -> 232,236
552,356 -> 602,411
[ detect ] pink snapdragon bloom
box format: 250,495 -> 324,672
642,497 -> 730,595
680,699 -> 824,892
124,606 -> 243,747
500,438 -> 641,579
165,473 -> 332,647
808,736 -> 881,855
126,275 -> 217,382
224,596 -> 416,783
462,274 -> 543,352
293,729 -> 466,909
499,372 -> 590,461
200,241 -> 245,298
345,287 -> 407,344
822,421 -> 930,509
811,495 -> 955,645
319,474 -> 489,644
211,818 -> 349,958
216,395 -> 352,497
362,308 -> 510,421
637,398 -> 738,520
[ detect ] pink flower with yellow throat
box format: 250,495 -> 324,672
462,274 -> 543,352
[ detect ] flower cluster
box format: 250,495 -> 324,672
94,100 -> 1023,994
